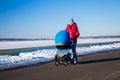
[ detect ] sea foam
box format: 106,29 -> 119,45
0,42 -> 120,71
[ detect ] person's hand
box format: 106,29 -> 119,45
74,36 -> 77,41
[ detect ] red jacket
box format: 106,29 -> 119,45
66,23 -> 80,41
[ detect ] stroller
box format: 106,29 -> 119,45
55,30 -> 77,66
55,44 -> 72,66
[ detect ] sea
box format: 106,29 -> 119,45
0,36 -> 120,71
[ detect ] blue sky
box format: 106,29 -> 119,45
0,0 -> 120,39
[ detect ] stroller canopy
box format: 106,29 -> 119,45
55,30 -> 71,48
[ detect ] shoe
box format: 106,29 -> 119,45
72,58 -> 78,65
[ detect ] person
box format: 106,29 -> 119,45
65,18 -> 80,64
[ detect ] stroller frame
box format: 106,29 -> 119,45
55,49 -> 70,66
55,44 -> 75,66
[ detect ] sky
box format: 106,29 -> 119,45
0,0 -> 120,39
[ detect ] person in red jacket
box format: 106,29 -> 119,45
65,18 -> 80,64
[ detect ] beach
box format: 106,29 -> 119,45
0,50 -> 120,80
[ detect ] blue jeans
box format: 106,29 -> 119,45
71,41 -> 78,61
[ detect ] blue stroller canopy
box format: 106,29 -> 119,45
55,30 -> 71,49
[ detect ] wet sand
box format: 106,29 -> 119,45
0,50 -> 120,80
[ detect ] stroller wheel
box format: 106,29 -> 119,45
63,61 -> 67,66
55,55 -> 60,66
55,61 -> 59,66
62,55 -> 68,66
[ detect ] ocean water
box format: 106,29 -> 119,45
0,38 -> 120,71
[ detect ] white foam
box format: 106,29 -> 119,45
0,40 -> 54,50
0,38 -> 120,50
0,42 -> 120,70
77,38 -> 120,44
0,49 -> 57,70
76,43 -> 120,55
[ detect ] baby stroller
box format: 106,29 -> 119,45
55,44 -> 72,66
55,30 -> 77,66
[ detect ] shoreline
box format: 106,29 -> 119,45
0,41 -> 120,55
0,50 -> 120,80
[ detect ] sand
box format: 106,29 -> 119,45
0,50 -> 120,80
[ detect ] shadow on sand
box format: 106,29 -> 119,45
78,57 -> 120,64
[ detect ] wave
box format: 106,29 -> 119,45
0,42 -> 120,71
0,37 -> 120,50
